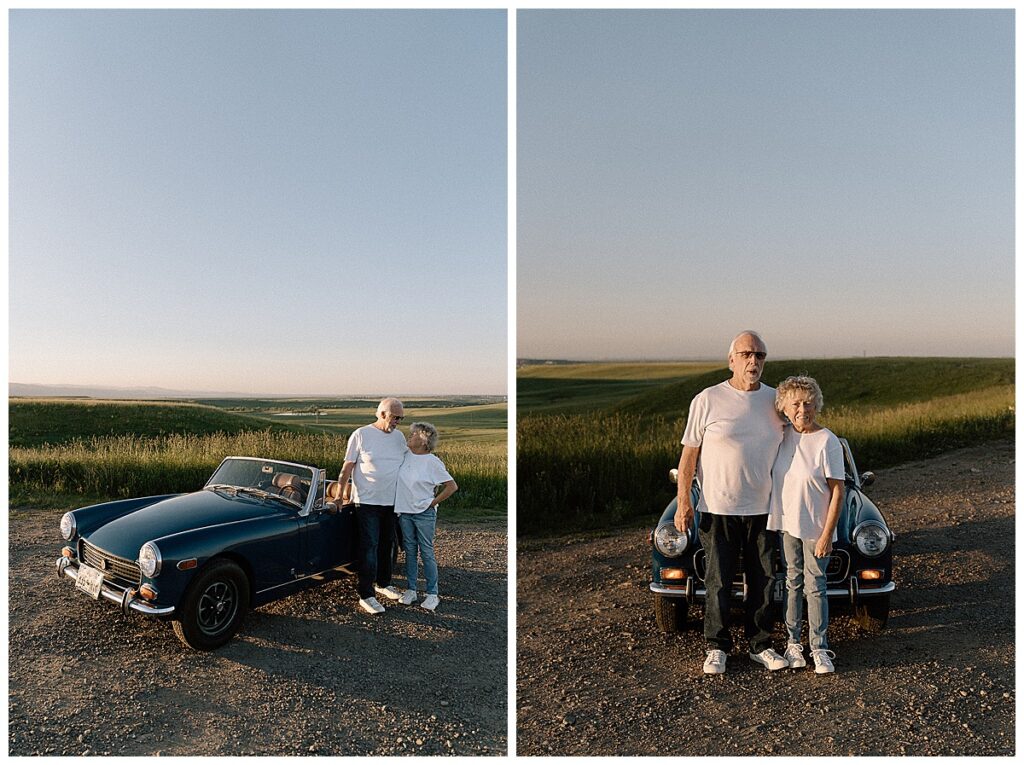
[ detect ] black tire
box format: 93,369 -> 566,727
172,559 -> 250,650
654,594 -> 688,633
854,592 -> 890,632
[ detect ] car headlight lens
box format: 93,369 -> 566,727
139,542 -> 162,578
654,523 -> 689,557
853,522 -> 889,557
60,512 -> 76,541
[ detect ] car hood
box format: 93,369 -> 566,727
84,490 -> 286,560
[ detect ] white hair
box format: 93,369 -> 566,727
409,422 -> 439,452
727,330 -> 767,357
376,397 -> 404,417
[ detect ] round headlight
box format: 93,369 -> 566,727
853,522 -> 889,557
139,542 -> 162,578
60,512 -> 76,541
654,523 -> 689,557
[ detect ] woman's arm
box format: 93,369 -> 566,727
429,479 -> 458,508
815,478 -> 845,558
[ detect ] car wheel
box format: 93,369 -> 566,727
853,593 -> 890,632
171,559 -> 250,650
653,593 -> 688,633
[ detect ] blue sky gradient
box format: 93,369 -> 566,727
518,10 -> 1013,360
11,10 -> 507,395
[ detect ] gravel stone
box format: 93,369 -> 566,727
517,440 -> 1014,756
10,518 -> 507,756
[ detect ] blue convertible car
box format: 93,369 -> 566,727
57,456 -> 357,649
649,438 -> 895,634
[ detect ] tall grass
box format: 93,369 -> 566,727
518,385 -> 1014,536
11,431 -> 506,511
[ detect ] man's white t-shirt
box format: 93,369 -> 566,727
681,381 -> 784,516
344,425 -> 408,506
768,426 -> 845,541
395,452 -> 454,515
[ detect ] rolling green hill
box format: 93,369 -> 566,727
518,357 -> 1014,536
614,357 -> 1014,419
9,399 -> 302,448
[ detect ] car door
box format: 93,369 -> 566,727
299,473 -> 356,575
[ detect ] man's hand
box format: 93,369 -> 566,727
814,535 -> 833,559
674,500 -> 694,532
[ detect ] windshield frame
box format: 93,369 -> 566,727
204,456 -> 319,516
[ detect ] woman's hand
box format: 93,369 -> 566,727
814,535 -> 833,559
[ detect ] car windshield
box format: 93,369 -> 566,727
205,458 -> 315,508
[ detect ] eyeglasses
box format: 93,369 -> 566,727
386,414 -> 404,421
734,351 -> 767,361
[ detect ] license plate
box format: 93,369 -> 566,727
75,564 -> 104,600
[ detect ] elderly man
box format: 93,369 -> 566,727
674,331 -> 787,673
339,397 -> 408,614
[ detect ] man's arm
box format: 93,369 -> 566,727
673,444 -> 700,532
338,461 -> 356,502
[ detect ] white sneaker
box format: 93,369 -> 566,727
784,643 -> 807,669
399,589 -> 417,605
703,649 -> 727,674
749,648 -> 789,671
375,585 -> 402,601
358,597 -> 385,614
421,594 -> 440,611
811,649 -> 836,674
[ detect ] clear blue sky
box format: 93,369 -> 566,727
518,10 -> 1014,360
11,10 -> 507,395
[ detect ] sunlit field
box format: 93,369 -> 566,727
517,358 -> 1013,536
9,397 -> 507,521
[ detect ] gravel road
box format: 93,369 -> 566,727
9,517 -> 507,756
517,440 -> 1015,756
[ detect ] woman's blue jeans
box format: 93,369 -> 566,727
399,509 -> 438,595
780,531 -> 830,650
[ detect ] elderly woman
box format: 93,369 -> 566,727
767,376 -> 844,674
394,422 -> 458,611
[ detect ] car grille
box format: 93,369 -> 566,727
79,539 -> 142,587
694,548 -> 850,584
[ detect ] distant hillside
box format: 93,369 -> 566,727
614,357 -> 1015,420
9,399 -> 302,448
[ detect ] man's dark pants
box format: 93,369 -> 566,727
698,512 -> 776,653
354,504 -> 394,599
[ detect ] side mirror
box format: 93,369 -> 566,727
860,471 -> 875,488
669,468 -> 679,484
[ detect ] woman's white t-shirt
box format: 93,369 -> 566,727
395,452 -> 454,515
768,425 -> 845,541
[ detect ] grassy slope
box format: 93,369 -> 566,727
9,398 -> 302,448
614,357 -> 1014,419
517,357 -> 1014,535
518,361 -> 720,414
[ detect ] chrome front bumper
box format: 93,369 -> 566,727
57,556 -> 175,616
650,580 -> 896,601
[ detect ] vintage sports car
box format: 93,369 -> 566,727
57,456 -> 356,649
649,438 -> 894,633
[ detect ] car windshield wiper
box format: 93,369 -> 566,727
205,483 -> 240,496
231,486 -> 303,509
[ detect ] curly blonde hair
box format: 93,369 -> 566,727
775,375 -> 824,413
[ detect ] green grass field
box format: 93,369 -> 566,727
9,397 -> 507,519
518,357 -> 1014,536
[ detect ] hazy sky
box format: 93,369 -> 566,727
518,10 -> 1014,360
11,10 -> 506,395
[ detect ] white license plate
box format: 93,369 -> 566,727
75,564 -> 105,600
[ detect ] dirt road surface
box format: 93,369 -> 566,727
517,440 -> 1015,756
9,517 -> 507,756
